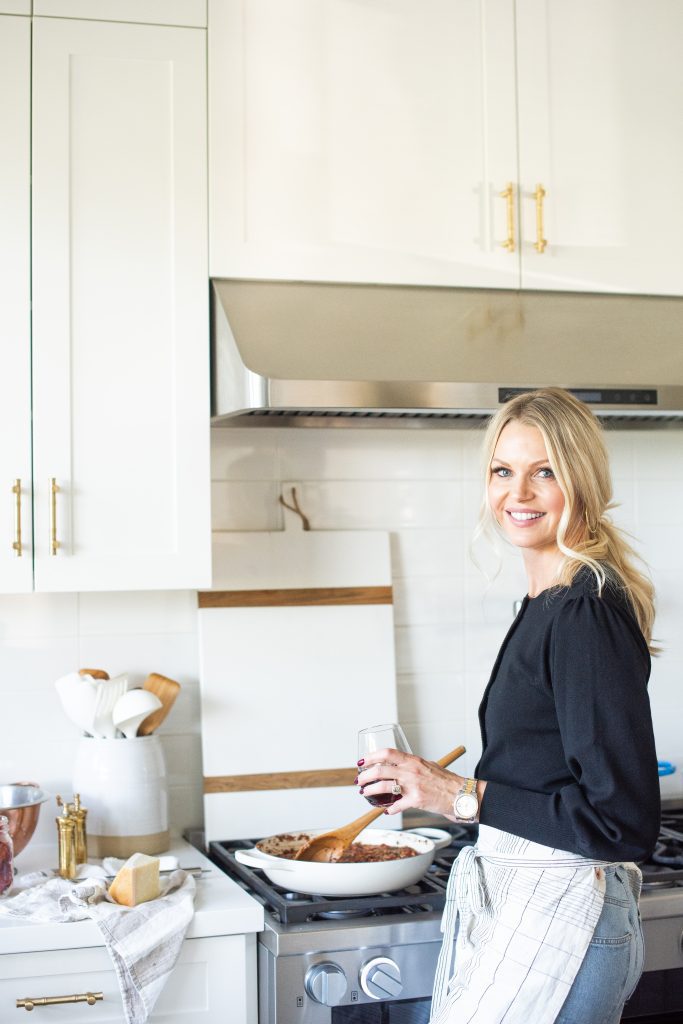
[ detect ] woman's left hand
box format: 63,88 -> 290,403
356,747 -> 464,818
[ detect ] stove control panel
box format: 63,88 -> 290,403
304,963 -> 347,1006
360,956 -> 403,999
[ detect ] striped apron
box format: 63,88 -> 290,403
430,825 -> 632,1024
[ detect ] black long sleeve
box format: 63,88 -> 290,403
475,570 -> 660,862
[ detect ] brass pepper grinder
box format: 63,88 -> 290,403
55,798 -> 77,880
71,793 -> 88,866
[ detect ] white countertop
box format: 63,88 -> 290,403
0,838 -> 264,955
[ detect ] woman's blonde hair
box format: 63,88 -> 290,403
475,387 -> 657,651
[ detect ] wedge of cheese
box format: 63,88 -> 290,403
109,852 -> 160,907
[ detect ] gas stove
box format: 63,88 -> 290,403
191,808 -> 683,1024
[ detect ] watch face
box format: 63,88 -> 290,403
454,793 -> 479,819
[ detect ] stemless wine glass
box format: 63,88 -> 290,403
357,723 -> 412,807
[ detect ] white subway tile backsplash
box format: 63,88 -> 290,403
393,576 -> 465,627
0,637 -> 81,691
284,480 -> 465,530
77,591 -> 197,636
603,431 -> 635,480
75,632 -> 199,691
395,623 -> 465,675
211,481 -> 282,530
397,672 -> 466,722
211,427 -> 281,480
637,481 -> 683,527
278,428 -> 463,481
0,593 -> 78,639
390,529 -> 465,578
633,431 -> 683,479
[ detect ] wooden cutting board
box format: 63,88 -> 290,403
198,526 -> 398,840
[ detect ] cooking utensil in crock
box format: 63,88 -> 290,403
136,673 -> 181,736
235,826 -> 453,896
91,674 -> 130,739
55,671 -> 99,735
0,783 -> 50,856
112,689 -> 162,739
79,668 -> 109,680
294,743 -> 466,862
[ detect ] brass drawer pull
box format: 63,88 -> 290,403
533,183 -> 548,252
17,992 -> 103,1011
499,182 -> 516,252
49,477 -> 60,556
12,479 -> 22,556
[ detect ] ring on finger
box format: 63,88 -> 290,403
391,781 -> 402,796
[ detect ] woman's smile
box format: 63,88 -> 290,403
506,508 -> 546,525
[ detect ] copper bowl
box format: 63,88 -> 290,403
0,783 -> 50,856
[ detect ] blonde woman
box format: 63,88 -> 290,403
358,388 -> 659,1024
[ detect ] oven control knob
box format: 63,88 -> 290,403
360,957 -> 403,999
304,963 -> 348,1006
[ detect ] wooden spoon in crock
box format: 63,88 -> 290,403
294,743 -> 466,863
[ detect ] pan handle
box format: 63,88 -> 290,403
407,827 -> 452,851
234,848 -> 295,871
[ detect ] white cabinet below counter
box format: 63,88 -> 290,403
0,840 -> 262,1024
1,937 -> 254,1023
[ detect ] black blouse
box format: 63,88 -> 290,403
476,569 -> 660,862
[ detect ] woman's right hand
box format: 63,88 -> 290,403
357,747 -> 466,818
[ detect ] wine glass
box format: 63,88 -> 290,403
357,723 -> 412,807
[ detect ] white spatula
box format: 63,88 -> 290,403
89,674 -> 130,739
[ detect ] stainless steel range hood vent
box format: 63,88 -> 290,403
211,279 -> 683,427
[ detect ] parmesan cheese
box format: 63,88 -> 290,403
108,852 -> 160,907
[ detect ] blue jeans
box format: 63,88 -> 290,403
555,865 -> 644,1024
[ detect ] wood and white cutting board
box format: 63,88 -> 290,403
198,525 -> 399,840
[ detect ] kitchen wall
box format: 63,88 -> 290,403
4,425 -> 682,848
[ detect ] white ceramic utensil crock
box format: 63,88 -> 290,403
72,735 -> 169,857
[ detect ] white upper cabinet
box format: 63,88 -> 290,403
209,0 -> 520,287
30,17 -> 211,591
517,0 -> 683,295
0,15 -> 32,593
210,0 -> 683,296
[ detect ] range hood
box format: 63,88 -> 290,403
211,279 -> 683,427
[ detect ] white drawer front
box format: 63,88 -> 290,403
2,934 -> 254,1023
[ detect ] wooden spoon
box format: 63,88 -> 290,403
79,668 -> 109,680
136,672 -> 181,735
294,743 -> 466,863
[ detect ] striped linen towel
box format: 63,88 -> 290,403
430,825 -> 622,1024
0,867 -> 195,1024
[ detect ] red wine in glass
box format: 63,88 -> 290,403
364,791 -> 401,808
357,723 -> 412,807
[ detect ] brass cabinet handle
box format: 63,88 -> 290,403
49,478 -> 60,556
499,182 -> 515,252
12,479 -> 22,557
17,992 -> 103,1010
533,183 -> 548,253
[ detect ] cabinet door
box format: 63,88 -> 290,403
31,17 -> 211,592
210,0 -> 519,287
0,15 -> 32,593
517,0 -> 683,295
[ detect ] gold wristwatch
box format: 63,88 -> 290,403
453,777 -> 479,821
